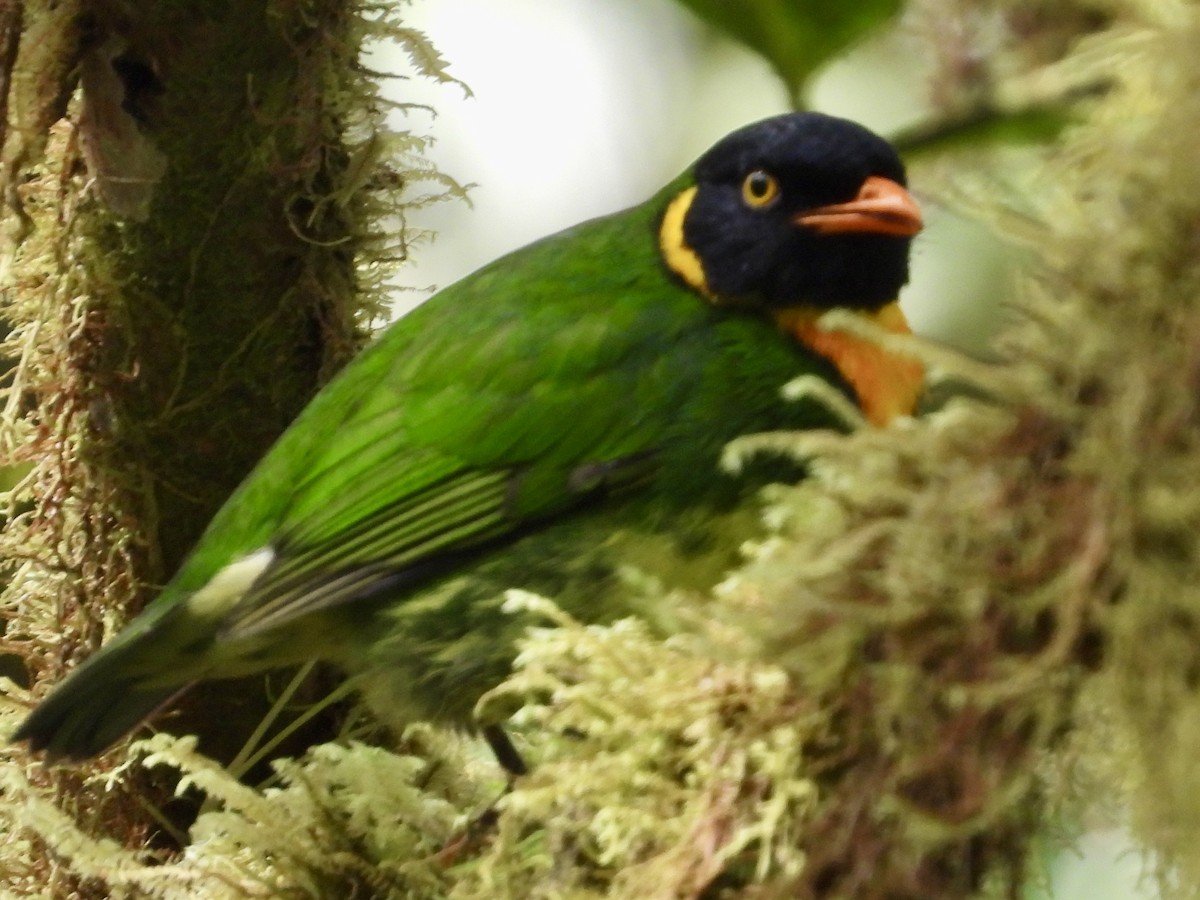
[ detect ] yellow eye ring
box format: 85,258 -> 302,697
741,170 -> 779,208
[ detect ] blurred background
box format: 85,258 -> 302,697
371,2 -> 1150,897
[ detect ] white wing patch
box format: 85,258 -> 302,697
185,547 -> 276,622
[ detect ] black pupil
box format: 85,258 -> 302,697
749,173 -> 770,198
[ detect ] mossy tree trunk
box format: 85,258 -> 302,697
0,0 -> 385,867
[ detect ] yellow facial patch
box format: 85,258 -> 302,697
775,302 -> 924,426
659,186 -> 714,300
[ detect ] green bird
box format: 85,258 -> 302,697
14,112 -> 924,774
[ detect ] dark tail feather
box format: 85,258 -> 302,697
12,651 -> 191,761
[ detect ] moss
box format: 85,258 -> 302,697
714,3 -> 1200,895
0,0 -> 463,889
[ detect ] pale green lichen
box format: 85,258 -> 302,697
458,592 -> 816,898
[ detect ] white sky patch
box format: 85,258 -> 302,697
378,0 -> 706,305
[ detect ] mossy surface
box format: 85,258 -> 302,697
0,0 -> 460,886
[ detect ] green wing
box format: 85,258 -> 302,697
157,174 -> 846,646
177,198 -> 716,640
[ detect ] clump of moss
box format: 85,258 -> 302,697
453,592 -> 817,897
715,3 -> 1200,896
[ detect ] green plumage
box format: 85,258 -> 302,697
15,112 -> 919,765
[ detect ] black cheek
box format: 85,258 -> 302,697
685,192 -> 790,300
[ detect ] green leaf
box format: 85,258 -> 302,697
674,0 -> 904,102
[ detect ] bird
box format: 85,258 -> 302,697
13,111 -> 924,775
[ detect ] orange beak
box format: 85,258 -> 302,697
792,176 -> 923,238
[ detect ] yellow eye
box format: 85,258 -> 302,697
741,170 -> 779,208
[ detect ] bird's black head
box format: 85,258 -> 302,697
660,112 -> 921,312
